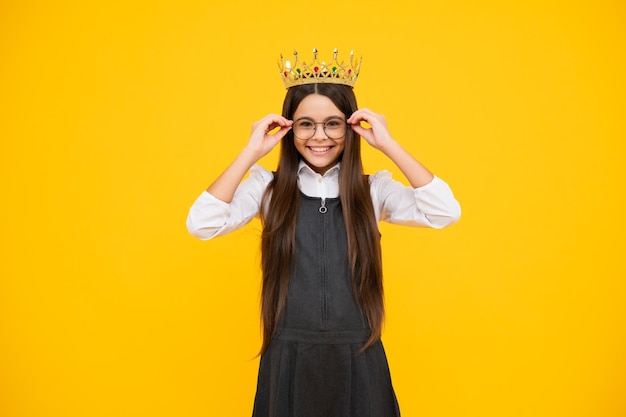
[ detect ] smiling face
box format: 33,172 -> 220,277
292,94 -> 347,175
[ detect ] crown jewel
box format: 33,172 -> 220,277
278,48 -> 362,89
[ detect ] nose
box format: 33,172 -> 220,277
311,123 -> 328,140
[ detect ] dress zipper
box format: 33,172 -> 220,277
319,198 -> 327,214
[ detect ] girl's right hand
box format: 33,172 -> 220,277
244,114 -> 292,159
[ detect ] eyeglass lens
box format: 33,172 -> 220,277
293,118 -> 347,140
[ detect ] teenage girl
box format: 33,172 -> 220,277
187,51 -> 460,417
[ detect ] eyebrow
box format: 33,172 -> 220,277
294,115 -> 345,122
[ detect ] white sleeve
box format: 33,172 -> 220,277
186,165 -> 274,240
369,171 -> 461,229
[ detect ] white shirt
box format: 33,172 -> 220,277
186,161 -> 461,240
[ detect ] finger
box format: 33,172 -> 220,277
349,119 -> 373,131
348,107 -> 373,119
272,125 -> 292,140
272,116 -> 292,127
348,110 -> 378,126
347,110 -> 365,124
350,123 -> 370,138
267,123 -> 293,136
258,115 -> 291,133
259,114 -> 292,128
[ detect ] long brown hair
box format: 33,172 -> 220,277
259,84 -> 384,355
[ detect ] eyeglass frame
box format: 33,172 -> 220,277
292,116 -> 348,140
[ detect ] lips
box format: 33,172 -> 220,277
308,146 -> 331,153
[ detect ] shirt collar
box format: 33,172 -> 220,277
297,159 -> 341,176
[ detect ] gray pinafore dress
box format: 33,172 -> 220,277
252,193 -> 401,417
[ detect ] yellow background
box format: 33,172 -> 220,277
1,1 -> 624,416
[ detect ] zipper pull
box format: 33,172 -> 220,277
319,198 -> 327,214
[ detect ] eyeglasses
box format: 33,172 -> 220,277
292,117 -> 347,140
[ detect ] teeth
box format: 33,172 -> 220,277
310,147 -> 330,152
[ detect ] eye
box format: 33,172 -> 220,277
296,120 -> 314,128
325,119 -> 344,128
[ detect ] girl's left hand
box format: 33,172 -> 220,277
348,108 -> 396,151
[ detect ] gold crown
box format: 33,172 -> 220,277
278,48 -> 362,89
